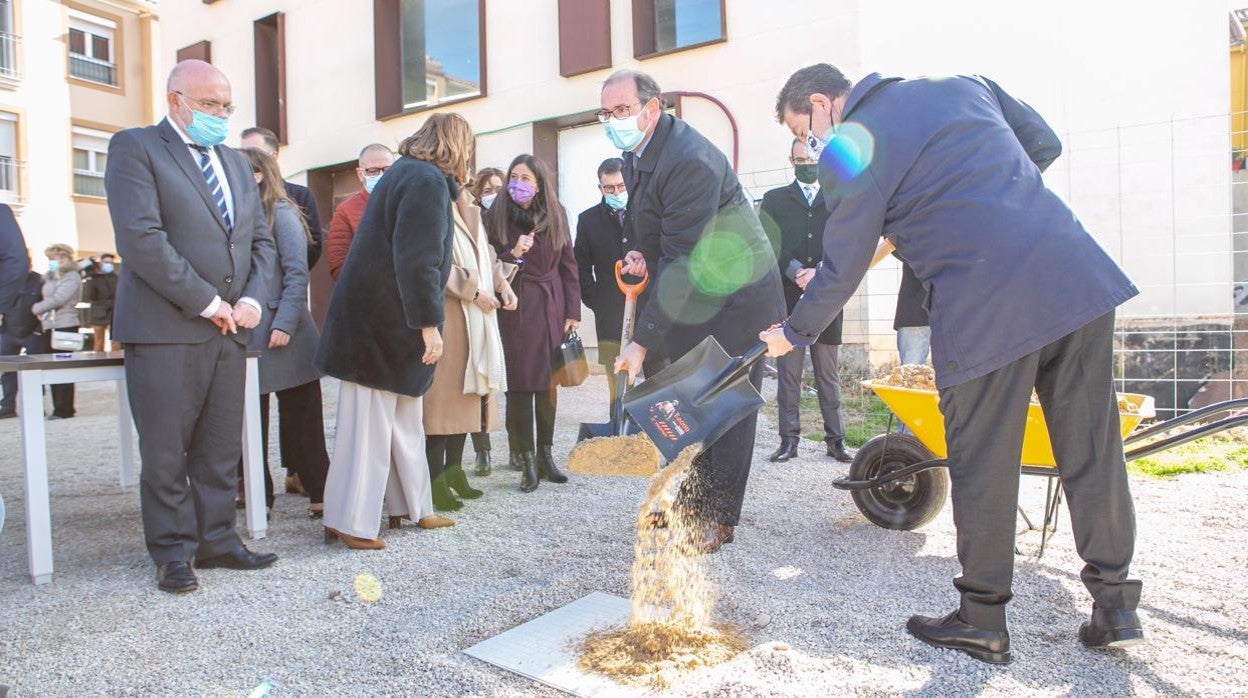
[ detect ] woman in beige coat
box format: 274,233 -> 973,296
423,191 -> 517,511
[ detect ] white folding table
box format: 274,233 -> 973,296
0,350 -> 267,584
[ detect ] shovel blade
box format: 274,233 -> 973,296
576,418 -> 641,442
622,337 -> 764,462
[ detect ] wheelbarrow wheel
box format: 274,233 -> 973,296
848,434 -> 948,531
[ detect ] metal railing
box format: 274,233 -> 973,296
68,54 -> 114,86
0,31 -> 18,80
0,156 -> 21,203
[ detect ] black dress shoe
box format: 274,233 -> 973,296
537,445 -> 569,483
906,610 -> 1012,664
1080,606 -> 1144,649
156,561 -> 199,594
826,439 -> 854,463
519,451 -> 540,493
194,547 -> 278,570
769,437 -> 799,462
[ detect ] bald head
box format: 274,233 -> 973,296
166,60 -> 233,133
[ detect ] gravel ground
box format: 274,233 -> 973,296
1,375 -> 1246,696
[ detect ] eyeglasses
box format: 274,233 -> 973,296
360,166 -> 390,177
175,91 -> 236,117
599,183 -> 626,194
596,102 -> 642,123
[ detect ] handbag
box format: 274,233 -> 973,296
49,310 -> 84,352
552,328 -> 588,388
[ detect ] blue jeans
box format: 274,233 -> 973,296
897,325 -> 931,366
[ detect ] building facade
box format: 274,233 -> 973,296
0,0 -> 160,260
158,0 -> 1244,413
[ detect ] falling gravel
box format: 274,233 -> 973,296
0,377 -> 1245,696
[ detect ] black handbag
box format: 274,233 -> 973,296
553,329 -> 589,387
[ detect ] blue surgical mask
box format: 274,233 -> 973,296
101,263 -> 115,274
47,260 -> 59,273
363,174 -> 382,194
183,108 -> 229,148
604,191 -> 628,211
604,111 -> 646,151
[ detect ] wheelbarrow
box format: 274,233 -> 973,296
832,381 -> 1248,556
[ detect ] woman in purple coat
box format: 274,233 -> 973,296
486,154 -> 580,493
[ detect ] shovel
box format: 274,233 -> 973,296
622,338 -> 769,463
575,261 -> 648,441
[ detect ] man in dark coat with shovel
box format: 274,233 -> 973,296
604,69 -> 785,554
759,64 -> 1143,664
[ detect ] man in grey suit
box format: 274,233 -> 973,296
105,59 -> 279,594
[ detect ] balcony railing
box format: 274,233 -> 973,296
0,31 -> 19,80
68,53 -> 115,86
73,170 -> 106,198
0,157 -> 23,204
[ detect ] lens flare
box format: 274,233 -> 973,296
354,573 -> 382,604
247,679 -> 273,698
823,121 -> 875,182
688,229 -> 766,297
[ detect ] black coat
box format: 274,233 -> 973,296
82,271 -> 118,325
759,181 -> 842,345
284,181 -> 323,270
894,258 -> 928,329
574,200 -> 632,365
0,203 -> 29,313
315,156 -> 454,398
625,114 -> 784,359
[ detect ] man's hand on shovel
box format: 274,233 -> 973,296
615,341 -> 648,385
759,323 -> 795,358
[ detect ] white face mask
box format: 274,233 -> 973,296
480,193 -> 497,210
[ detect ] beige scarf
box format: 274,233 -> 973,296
452,208 -> 505,396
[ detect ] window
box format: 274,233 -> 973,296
0,111 -> 17,201
67,11 -> 116,86
373,0 -> 486,119
254,14 -> 285,143
72,126 -> 111,198
0,0 -> 17,80
177,40 -> 211,64
633,0 -> 725,59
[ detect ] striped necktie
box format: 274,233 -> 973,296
191,144 -> 233,232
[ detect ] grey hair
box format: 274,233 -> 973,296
603,69 -> 665,109
358,143 -> 394,160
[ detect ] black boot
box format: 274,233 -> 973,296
519,452 -> 540,493
826,439 -> 853,463
474,449 -> 492,477
509,451 -> 523,471
431,476 -> 464,512
769,437 -> 799,462
537,445 -> 569,483
446,464 -> 483,500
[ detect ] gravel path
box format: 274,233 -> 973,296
0,376 -> 1245,696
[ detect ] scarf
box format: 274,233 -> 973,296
452,206 -> 506,396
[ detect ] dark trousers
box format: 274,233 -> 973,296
0,330 -> 44,413
127,336 -> 246,564
241,380 -> 331,507
427,433 -> 468,480
676,361 -> 765,527
776,342 -> 844,440
505,389 -> 557,454
938,311 -> 1140,630
44,326 -> 79,417
471,431 -> 490,453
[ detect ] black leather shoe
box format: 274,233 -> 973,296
474,449 -> 492,477
1080,606 -> 1144,649
827,439 -> 854,463
906,611 -> 1012,664
194,547 -> 278,570
769,437 -> 799,462
508,451 -> 523,471
537,445 -> 569,483
156,561 -> 198,594
519,451 -> 540,493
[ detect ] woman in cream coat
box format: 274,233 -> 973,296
423,190 -> 517,510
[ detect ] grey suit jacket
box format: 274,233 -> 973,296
248,200 -> 322,393
104,118 -> 276,345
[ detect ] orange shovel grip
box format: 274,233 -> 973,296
614,260 -> 649,301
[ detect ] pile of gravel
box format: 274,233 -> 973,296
0,377 -> 1245,695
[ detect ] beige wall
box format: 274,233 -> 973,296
64,1 -> 149,131
73,200 -> 113,255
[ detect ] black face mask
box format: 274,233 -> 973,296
794,163 -> 819,184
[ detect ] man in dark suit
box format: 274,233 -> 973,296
0,203 -> 33,419
759,139 -> 849,463
605,70 -> 785,554
241,126 -> 323,270
761,64 -> 1143,662
105,59 -> 279,594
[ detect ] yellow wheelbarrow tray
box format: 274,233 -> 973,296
831,381 -> 1248,551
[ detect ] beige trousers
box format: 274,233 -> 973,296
323,381 -> 433,539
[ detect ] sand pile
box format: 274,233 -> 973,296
878,364 -> 1143,415
566,434 -> 661,476
577,444 -> 746,688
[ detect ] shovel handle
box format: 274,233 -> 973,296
614,261 -> 648,301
